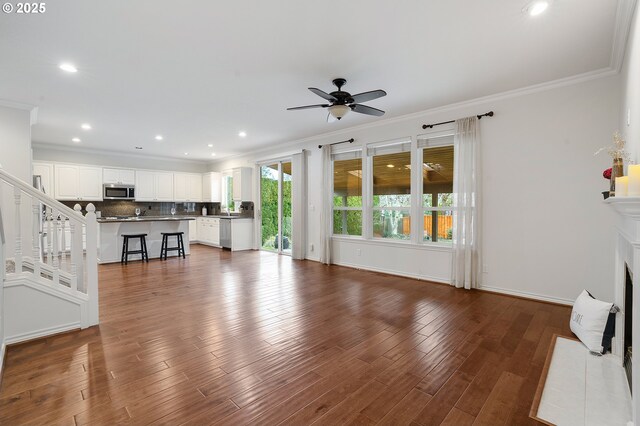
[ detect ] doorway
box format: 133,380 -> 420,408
260,161 -> 292,255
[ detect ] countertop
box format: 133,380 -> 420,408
97,216 -> 196,223
200,215 -> 254,220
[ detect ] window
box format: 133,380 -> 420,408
329,133 -> 455,247
370,141 -> 412,240
222,173 -> 235,212
332,152 -> 362,236
419,137 -> 454,244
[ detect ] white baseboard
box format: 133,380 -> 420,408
0,340 -> 5,377
331,260 -> 450,285
4,321 -> 80,345
478,284 -> 574,306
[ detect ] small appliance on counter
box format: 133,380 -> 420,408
202,206 -> 207,216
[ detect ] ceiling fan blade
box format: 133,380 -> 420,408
287,104 -> 330,111
308,87 -> 337,102
351,104 -> 385,117
349,90 -> 387,104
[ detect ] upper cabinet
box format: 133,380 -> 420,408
54,165 -> 103,201
174,173 -> 203,202
103,168 -> 135,185
135,171 -> 174,201
232,167 -> 252,201
202,172 -> 221,202
32,162 -> 54,195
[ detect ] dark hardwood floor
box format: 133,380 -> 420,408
0,245 -> 572,425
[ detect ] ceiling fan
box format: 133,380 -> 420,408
287,78 -> 387,122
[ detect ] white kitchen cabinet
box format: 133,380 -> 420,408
54,164 -> 103,201
232,167 -> 252,201
103,168 -> 135,185
230,219 -> 253,251
195,217 -> 220,246
202,172 -> 221,202
188,219 -> 197,242
33,162 -> 54,195
174,173 -> 202,202
135,171 -> 174,201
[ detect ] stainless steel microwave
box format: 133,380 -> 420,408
103,184 -> 135,200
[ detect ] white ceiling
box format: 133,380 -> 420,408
0,0 -> 621,161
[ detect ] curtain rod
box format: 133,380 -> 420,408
318,138 -> 355,149
421,111 -> 494,130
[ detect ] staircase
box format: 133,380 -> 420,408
0,166 -> 98,344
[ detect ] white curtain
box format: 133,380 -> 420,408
291,152 -> 306,260
451,116 -> 481,289
319,145 -> 332,264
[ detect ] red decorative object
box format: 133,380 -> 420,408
603,168 -> 612,180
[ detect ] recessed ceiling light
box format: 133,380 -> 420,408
59,63 -> 78,73
238,131 -> 247,138
211,152 -> 216,157
155,135 -> 163,141
525,1 -> 549,16
387,164 -> 394,168
184,152 -> 188,156
207,143 -> 213,147
72,137 -> 81,143
81,123 -> 92,130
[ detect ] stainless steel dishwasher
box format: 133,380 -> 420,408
219,218 -> 231,249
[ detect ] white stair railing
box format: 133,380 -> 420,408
0,167 -> 99,328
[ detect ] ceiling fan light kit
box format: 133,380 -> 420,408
328,104 -> 350,120
288,78 -> 387,122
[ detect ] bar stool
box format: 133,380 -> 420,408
160,232 -> 185,260
121,234 -> 149,264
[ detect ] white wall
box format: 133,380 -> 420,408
0,103 -> 32,375
212,75 -> 620,305
621,5 -> 640,158
33,145 -> 209,173
0,105 -> 32,181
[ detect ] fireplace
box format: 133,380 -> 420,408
625,264 -> 633,392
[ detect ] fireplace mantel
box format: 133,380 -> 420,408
606,196 -> 640,423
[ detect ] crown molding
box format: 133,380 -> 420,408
611,0 -> 638,72
32,142 -> 209,165
211,66 -> 619,165
0,98 -> 39,125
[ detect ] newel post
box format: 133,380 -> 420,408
85,203 -> 99,326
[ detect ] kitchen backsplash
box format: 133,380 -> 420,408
61,201 -> 255,218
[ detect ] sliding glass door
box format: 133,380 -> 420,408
260,161 -> 292,255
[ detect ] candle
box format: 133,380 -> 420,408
628,165 -> 640,196
616,176 -> 629,196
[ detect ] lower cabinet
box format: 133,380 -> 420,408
195,217 -> 220,246
194,217 -> 252,250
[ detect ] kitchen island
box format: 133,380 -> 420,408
97,216 -> 195,263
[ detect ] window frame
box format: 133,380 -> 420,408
329,127 -> 456,251
417,128 -> 455,247
366,138 -> 414,242
331,149 -> 364,237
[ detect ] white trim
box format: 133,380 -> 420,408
0,98 -> 37,111
30,107 -> 39,126
611,0 -> 638,72
0,342 -> 5,377
332,260 -> 450,285
210,67 -> 618,164
32,142 -> 210,165
331,235 -> 453,252
478,284 -> 573,306
4,322 -> 81,345
4,274 -> 89,303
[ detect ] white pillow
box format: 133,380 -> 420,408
570,290 -> 614,354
